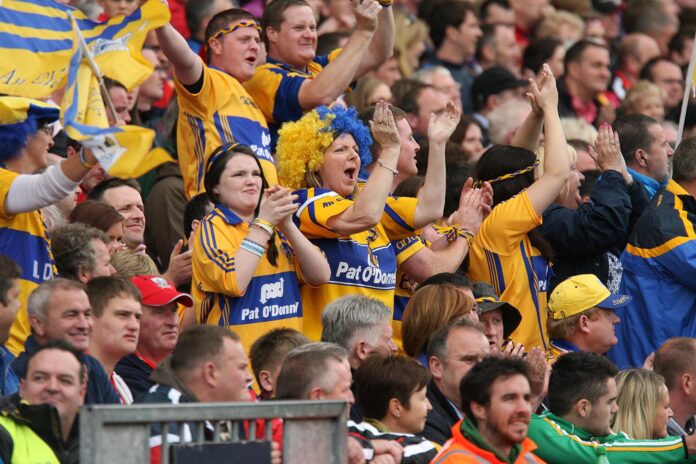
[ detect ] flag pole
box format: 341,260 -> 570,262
67,11 -> 120,125
676,31 -> 696,145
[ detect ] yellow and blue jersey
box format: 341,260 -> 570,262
392,235 -> 426,350
468,191 -> 552,350
243,49 -> 343,148
191,204 -> 302,353
0,168 -> 56,355
175,64 -> 276,198
293,188 -> 418,340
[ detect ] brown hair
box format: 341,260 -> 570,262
402,284 -> 475,357
86,276 -> 142,318
354,354 -> 431,421
249,328 -> 310,387
70,200 -> 124,234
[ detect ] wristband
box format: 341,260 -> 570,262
241,239 -> 265,257
377,0 -> 392,5
377,159 -> 398,176
252,218 -> 274,236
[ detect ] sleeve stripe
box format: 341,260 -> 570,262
384,203 -> 414,232
199,220 -> 236,273
296,190 -> 337,217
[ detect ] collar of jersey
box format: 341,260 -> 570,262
215,203 -> 244,225
265,55 -> 311,75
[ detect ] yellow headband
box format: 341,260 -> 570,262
211,20 -> 261,42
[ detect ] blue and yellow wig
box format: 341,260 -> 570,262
0,97 -> 60,163
276,105 -> 373,190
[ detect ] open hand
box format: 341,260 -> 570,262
427,101 -> 461,144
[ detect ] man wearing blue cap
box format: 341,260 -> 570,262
0,97 -> 100,355
546,274 -> 630,362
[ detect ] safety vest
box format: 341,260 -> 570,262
432,421 -> 545,464
0,415 -> 60,464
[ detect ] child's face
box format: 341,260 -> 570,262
636,95 -> 665,121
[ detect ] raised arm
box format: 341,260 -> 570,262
5,148 -> 98,215
297,0 -> 381,109
413,102 -> 460,228
355,5 -> 394,78
327,102 -> 401,235
525,65 -> 570,216
510,73 -> 547,152
155,23 -> 203,85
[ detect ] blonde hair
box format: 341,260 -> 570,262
111,250 -> 160,278
561,117 -> 598,144
394,9 -> 429,78
547,307 -> 599,340
537,10 -> 584,43
402,284 -> 475,357
613,369 -> 667,439
344,77 -> 389,113
620,80 -> 666,116
537,142 -> 577,202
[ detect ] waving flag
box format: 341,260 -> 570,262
0,0 -> 169,98
61,17 -> 172,179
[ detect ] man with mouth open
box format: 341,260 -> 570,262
244,0 -> 394,149
431,357 -> 544,464
155,6 -> 276,198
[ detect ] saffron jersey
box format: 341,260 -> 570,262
175,64 -> 276,198
243,49 -> 343,148
467,191 -> 552,350
0,168 -> 56,355
392,235 -> 426,351
293,188 -> 418,340
191,204 -> 303,352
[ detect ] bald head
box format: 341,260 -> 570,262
618,33 -> 661,78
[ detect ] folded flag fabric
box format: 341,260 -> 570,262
60,13 -> 172,179
0,0 -> 170,98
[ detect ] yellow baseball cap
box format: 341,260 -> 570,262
547,274 -> 631,320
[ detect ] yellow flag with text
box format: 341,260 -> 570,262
61,22 -> 172,178
0,0 -> 169,98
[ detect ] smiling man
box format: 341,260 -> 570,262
245,0 -> 394,148
155,8 -> 276,198
432,357 -> 543,463
11,279 -> 120,404
0,341 -> 86,464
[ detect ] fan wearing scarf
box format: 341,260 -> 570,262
467,65 -> 571,352
276,102 -> 444,340
0,97 -> 100,355
190,143 -> 329,352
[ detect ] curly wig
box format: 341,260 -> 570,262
276,105 -> 373,190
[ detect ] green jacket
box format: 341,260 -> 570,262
529,412 -> 694,464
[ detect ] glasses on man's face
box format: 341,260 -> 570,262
39,124 -> 53,136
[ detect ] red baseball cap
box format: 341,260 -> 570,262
130,275 -> 193,308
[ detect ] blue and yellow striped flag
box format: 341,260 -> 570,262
0,0 -> 170,98
61,18 -> 172,179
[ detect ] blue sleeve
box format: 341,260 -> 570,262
653,240 -> 696,292
540,170 -> 632,257
272,70 -> 305,125
86,357 -> 120,405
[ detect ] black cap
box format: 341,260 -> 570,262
472,282 -> 522,340
592,0 -> 621,13
471,66 -> 528,110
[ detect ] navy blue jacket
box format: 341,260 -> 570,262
12,336 -> 120,404
539,170 -> 649,291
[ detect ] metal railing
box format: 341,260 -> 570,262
80,400 -> 348,464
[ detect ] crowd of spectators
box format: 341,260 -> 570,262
4,0 -> 696,462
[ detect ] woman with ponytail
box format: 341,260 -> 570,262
190,143 -> 330,352
468,64 -> 570,352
